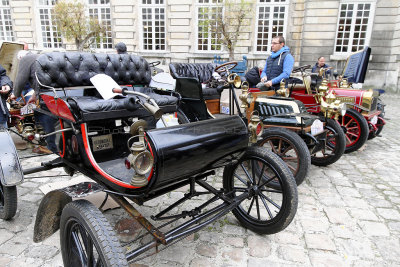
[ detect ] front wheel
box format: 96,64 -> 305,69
60,200 -> 128,267
256,127 -> 310,187
336,108 -> 369,153
311,119 -> 346,166
0,182 -> 17,220
223,147 -> 298,235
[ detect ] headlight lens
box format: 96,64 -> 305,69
370,115 -> 378,125
132,151 -> 154,175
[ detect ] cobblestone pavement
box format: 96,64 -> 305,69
1,94 -> 400,267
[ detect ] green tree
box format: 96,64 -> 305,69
52,0 -> 106,51
203,0 -> 255,61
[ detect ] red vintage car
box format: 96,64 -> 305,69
288,47 -> 385,153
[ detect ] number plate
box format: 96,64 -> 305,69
91,134 -> 113,152
20,103 -> 35,115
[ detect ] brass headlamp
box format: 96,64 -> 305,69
127,120 -> 154,187
239,81 -> 250,109
276,79 -> 289,97
227,73 -> 242,88
248,113 -> 263,144
319,91 -> 346,120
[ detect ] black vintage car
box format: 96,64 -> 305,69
170,61 -> 346,188
0,52 -> 298,266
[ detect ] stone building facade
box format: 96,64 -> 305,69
1,0 -> 399,92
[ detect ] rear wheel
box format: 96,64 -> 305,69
336,108 -> 369,153
60,200 -> 128,267
223,147 -> 298,235
0,182 -> 17,220
177,108 -> 190,124
256,127 -> 310,187
311,119 -> 346,166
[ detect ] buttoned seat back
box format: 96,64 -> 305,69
34,52 -> 152,89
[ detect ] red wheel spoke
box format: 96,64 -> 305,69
345,118 -> 354,128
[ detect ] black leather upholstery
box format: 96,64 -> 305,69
34,52 -> 152,88
169,62 -> 220,99
169,62 -> 217,83
34,52 -> 179,122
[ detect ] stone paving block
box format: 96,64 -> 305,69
247,257 -> 288,267
8,257 -> 44,267
304,233 -> 336,251
248,235 -> 271,258
0,231 -> 14,245
353,182 -> 374,189
277,245 -> 307,263
358,221 -> 390,236
156,244 -> 193,265
349,208 -> 379,221
300,218 -> 330,233
388,221 -> 400,232
0,240 -> 29,256
331,224 -> 363,239
366,198 -> 393,208
190,257 -> 212,267
335,238 -> 376,260
335,186 -> 361,198
274,231 -> 303,246
376,207 -> 400,220
308,251 -> 345,266
342,196 -> 370,209
222,247 -> 245,263
324,207 -> 352,224
224,237 -> 244,247
195,243 -> 217,258
373,237 -> 400,262
0,256 -> 12,266
222,225 -> 245,236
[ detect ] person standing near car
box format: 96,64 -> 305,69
115,42 -> 127,54
0,64 -> 13,128
257,36 -> 294,91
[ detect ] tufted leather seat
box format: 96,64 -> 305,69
169,62 -> 220,100
33,52 -> 178,121
34,52 -> 152,88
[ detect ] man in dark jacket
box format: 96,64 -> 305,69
257,36 -> 294,91
0,64 -> 13,128
311,56 -> 331,77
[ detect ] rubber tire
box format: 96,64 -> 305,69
177,108 -> 190,124
60,200 -> 128,267
311,119 -> 346,166
337,108 -> 369,153
0,183 -> 17,220
256,127 -> 310,187
223,147 -> 298,235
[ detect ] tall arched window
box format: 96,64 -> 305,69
37,0 -> 63,48
254,0 -> 288,53
139,0 -> 166,51
0,0 -> 14,41
334,1 -> 375,53
88,0 -> 112,49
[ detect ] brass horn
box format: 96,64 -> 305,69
227,73 -> 242,88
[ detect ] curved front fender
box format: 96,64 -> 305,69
0,128 -> 24,186
33,182 -> 104,243
33,190 -> 72,243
